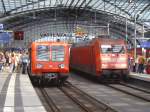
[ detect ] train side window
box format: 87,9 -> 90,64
51,45 -> 64,62
36,45 -> 50,61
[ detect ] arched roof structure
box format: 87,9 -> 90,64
0,0 -> 149,21
0,0 -> 149,46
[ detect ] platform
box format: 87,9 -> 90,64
129,72 -> 150,82
0,71 -> 46,112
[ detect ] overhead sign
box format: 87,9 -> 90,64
0,32 -> 12,43
0,24 -> 4,30
141,41 -> 150,48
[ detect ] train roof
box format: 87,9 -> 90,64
72,38 -> 126,47
31,41 -> 68,46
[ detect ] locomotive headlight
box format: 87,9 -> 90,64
119,64 -> 127,68
58,64 -> 65,68
116,63 -> 127,68
36,63 -> 43,68
102,64 -> 108,68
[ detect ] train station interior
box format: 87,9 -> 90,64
0,0 -> 150,112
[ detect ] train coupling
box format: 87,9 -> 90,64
45,73 -> 58,80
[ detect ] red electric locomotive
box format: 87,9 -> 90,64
28,41 -> 70,85
70,37 -> 129,81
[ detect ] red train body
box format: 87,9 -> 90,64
146,49 -> 150,58
70,38 -> 129,80
28,41 -> 70,85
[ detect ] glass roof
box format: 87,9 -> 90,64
0,0 -> 150,22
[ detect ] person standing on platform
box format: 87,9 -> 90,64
10,53 -> 16,73
16,52 -> 22,73
134,56 -> 139,72
0,52 -> 5,72
138,56 -> 145,73
21,52 -> 29,74
4,52 -> 9,66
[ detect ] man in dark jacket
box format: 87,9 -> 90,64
21,52 -> 29,74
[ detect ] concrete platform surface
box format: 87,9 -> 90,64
0,72 -> 46,112
129,72 -> 150,82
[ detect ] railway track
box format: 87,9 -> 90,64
106,82 -> 150,102
37,82 -> 117,112
36,78 -> 150,112
61,81 -> 117,112
40,88 -> 61,112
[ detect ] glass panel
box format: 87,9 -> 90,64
101,45 -> 125,54
101,45 -> 112,53
52,45 -> 64,62
36,45 -> 50,61
112,45 -> 125,53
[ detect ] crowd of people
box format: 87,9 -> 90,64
0,49 -> 150,75
129,55 -> 150,74
0,50 -> 29,74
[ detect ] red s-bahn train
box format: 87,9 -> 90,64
28,41 -> 70,85
70,38 -> 129,81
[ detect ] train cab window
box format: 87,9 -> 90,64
37,45 -> 50,61
101,45 -> 125,54
112,45 -> 125,54
101,45 -> 112,53
52,45 -> 64,62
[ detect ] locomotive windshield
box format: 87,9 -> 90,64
52,45 -> 64,62
37,45 -> 50,61
101,45 -> 125,54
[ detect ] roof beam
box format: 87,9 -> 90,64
68,0 -> 75,8
136,2 -> 150,20
7,0 -> 45,13
90,0 -> 103,9
1,0 -> 6,14
73,0 -> 81,8
102,0 -> 131,16
130,0 -> 145,15
129,0 -> 145,16
78,0 -> 86,9
64,0 -> 70,7
139,2 -> 150,14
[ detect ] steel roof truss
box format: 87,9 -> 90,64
73,0 -> 81,8
68,0 -> 75,8
139,1 -> 150,15
130,0 -> 146,15
64,0 -> 70,7
8,0 -> 45,13
89,0 -> 101,9
83,0 -> 93,10
78,0 -> 86,9
104,0 -> 130,16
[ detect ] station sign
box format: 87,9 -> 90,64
74,26 -> 87,38
40,33 -> 73,37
